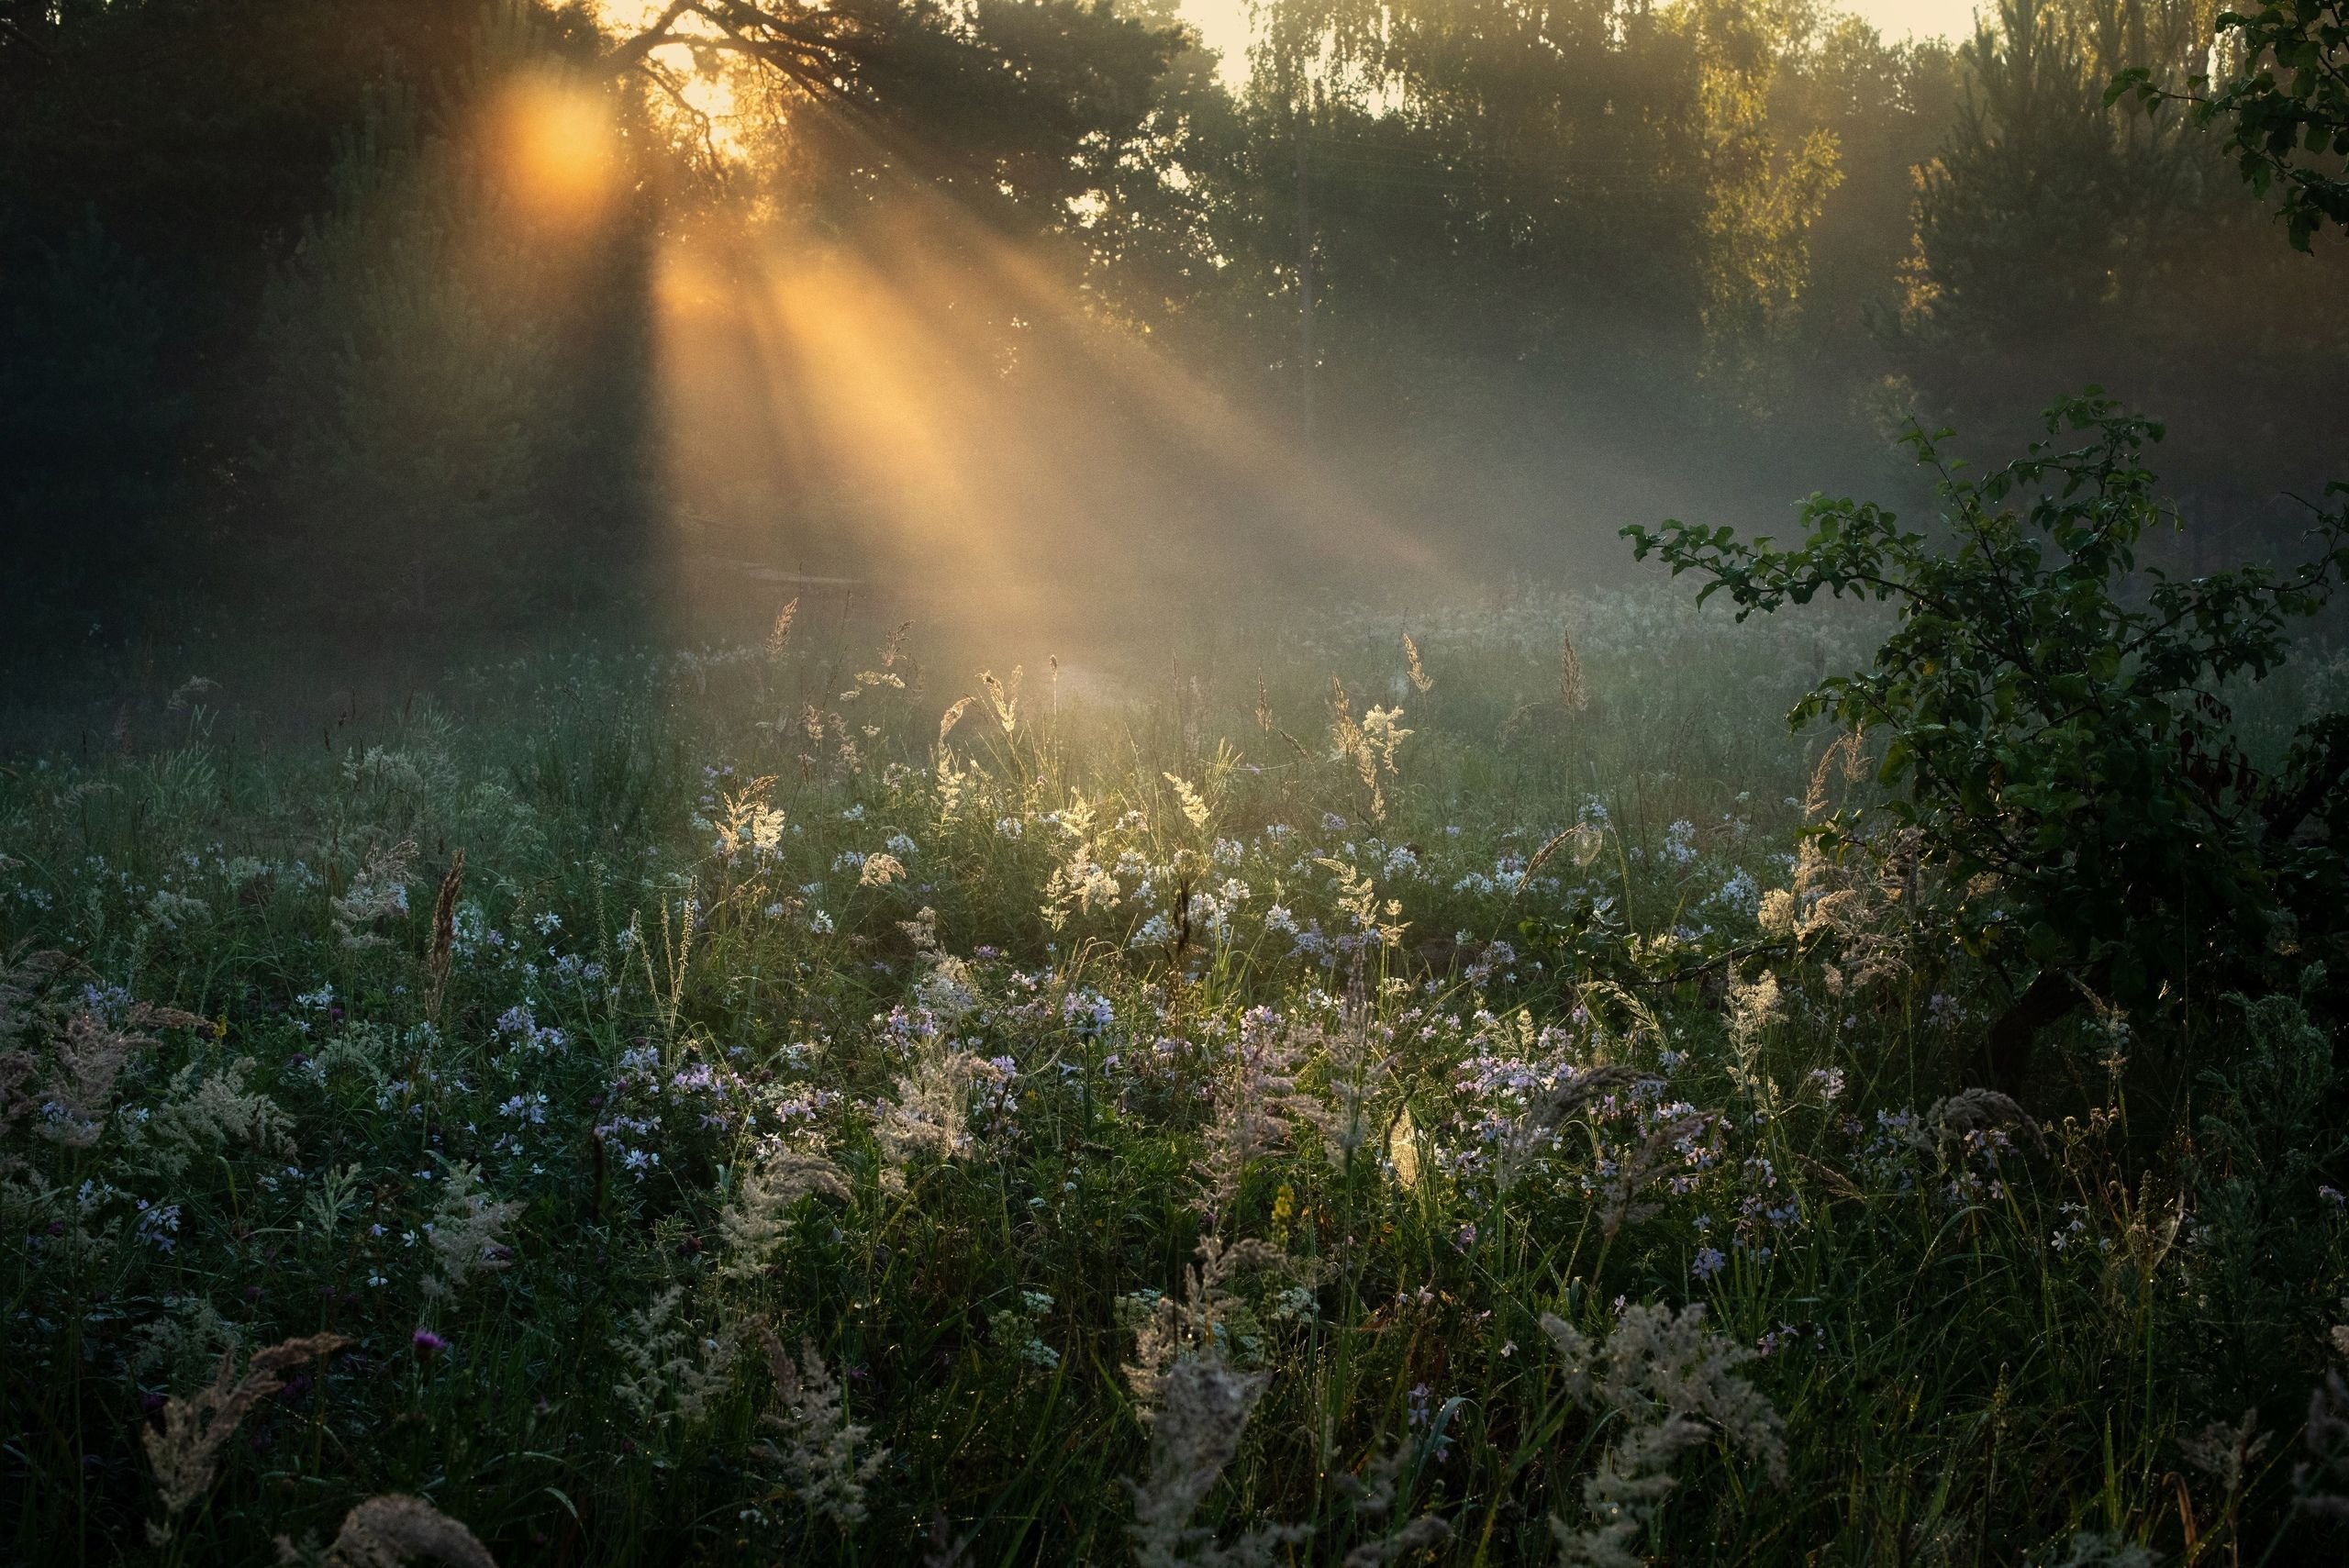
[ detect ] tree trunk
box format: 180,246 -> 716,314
1982,965 -> 2094,1093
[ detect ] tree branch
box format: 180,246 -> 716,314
601,0 -> 699,76
2266,723 -> 2349,842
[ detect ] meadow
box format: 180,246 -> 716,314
4,586 -> 2345,1566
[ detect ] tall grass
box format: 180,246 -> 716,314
3,589 -> 2344,1565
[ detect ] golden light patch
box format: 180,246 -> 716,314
494,73 -> 618,229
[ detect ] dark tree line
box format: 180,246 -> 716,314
1,0 -> 2344,653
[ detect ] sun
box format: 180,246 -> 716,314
494,72 -> 619,229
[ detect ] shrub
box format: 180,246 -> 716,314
1628,393 -> 2349,1085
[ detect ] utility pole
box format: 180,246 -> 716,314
1296,104 -> 1315,447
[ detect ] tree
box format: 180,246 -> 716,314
1900,0 -> 2130,356
2111,0 -> 2349,248
1627,394 -> 2349,1090
1895,0 -> 2349,542
0,0 -> 1191,643
599,0 -> 1186,216
1688,0 -> 1846,403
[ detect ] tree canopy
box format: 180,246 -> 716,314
3,0 -> 2346,645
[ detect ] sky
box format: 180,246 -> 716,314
1175,0 -> 1988,77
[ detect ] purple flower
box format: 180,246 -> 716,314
1408,1383 -> 1455,1461
1692,1246 -> 1727,1281
412,1329 -> 449,1357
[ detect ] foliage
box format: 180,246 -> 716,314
9,0 -> 2349,646
1902,0 -> 2131,350
1689,0 -> 1847,400
256,50 -> 654,627
1627,394 -> 2349,1082
2112,0 -> 2349,249
608,0 -> 1187,211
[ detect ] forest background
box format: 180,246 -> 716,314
6,0 -> 2345,678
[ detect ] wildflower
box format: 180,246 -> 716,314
135,1201 -> 182,1252
492,1006 -> 564,1056
412,1329 -> 449,1358
754,1328 -> 886,1525
1407,1383 -> 1455,1462
988,1292 -> 1063,1370
419,1160 -> 523,1299
287,1493 -> 497,1568
1123,1237 -> 1286,1415
143,1333 -> 350,1541
1540,1303 -> 1786,1566
1126,1356 -> 1309,1568
331,839 -> 415,950
1711,866 -> 1761,918
1062,990 -> 1115,1037
611,1287 -> 742,1430
497,1092 -> 548,1125
1691,1246 -> 1727,1281
718,1148 -> 851,1279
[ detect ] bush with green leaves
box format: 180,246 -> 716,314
1626,394 -> 2349,1085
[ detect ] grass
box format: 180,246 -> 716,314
2,586 -> 2344,1566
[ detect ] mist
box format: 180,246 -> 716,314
8,0 -> 2344,706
